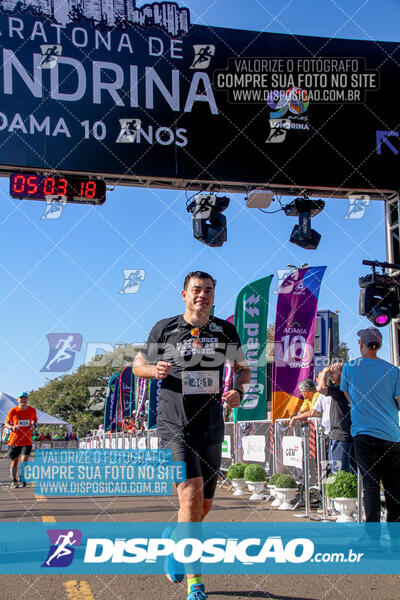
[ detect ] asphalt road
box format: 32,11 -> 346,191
0,458 -> 399,600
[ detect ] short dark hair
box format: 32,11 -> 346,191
184,271 -> 216,290
367,341 -> 381,350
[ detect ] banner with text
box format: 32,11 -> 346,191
0,4 -> 397,193
233,276 -> 273,422
272,267 -> 326,421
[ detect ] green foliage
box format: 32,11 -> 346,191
268,472 -> 283,486
227,463 -> 246,479
243,463 -> 266,482
28,344 -> 141,437
325,470 -> 357,498
274,474 -> 297,489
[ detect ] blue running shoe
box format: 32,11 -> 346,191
162,526 -> 184,583
187,584 -> 208,600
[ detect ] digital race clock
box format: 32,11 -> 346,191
9,173 -> 106,205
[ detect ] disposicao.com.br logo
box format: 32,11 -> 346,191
42,529 -> 82,568
0,522 -> 398,575
84,534 -> 316,565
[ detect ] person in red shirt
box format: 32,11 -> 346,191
5,392 -> 37,488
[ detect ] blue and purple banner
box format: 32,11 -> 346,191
103,372 -> 120,432
135,377 -> 148,428
272,266 -> 326,421
119,366 -> 135,420
147,378 -> 161,430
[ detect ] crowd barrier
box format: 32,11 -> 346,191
79,419 -> 320,485
78,421 -> 365,521
1,440 -> 79,452
274,418 -> 321,487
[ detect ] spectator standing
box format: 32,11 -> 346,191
318,363 -> 353,472
340,327 -> 400,549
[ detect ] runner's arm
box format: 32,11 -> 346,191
133,351 -> 172,380
232,360 -> 251,391
316,366 -> 330,396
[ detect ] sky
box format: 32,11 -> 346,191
1,0 -> 399,397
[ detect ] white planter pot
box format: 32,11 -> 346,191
266,484 -> 276,502
246,481 -> 266,501
269,485 -> 283,506
232,478 -> 247,496
274,487 -> 298,510
333,497 -> 357,522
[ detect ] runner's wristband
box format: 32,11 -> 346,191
233,388 -> 244,401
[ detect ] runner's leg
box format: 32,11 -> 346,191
20,446 -> 32,486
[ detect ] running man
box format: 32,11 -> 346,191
44,335 -> 76,370
5,392 -> 37,488
133,271 -> 250,600
46,531 -> 77,566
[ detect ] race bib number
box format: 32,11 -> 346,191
18,420 -> 30,427
182,371 -> 220,395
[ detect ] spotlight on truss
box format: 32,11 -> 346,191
284,197 -> 325,250
187,194 -> 230,247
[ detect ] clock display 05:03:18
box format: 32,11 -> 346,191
9,174 -> 106,204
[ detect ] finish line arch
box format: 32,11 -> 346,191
0,2 -> 399,357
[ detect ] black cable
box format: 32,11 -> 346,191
257,207 -> 285,214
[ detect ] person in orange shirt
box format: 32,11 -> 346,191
5,392 -> 37,488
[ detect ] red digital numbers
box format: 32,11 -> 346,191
43,177 -> 55,195
79,180 -> 97,198
27,176 -> 38,194
12,174 -> 25,194
10,174 -> 104,204
58,178 -> 68,195
85,181 -> 97,198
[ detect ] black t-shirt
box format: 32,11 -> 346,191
328,384 -> 352,442
141,314 -> 245,445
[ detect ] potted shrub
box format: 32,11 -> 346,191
274,474 -> 298,510
244,464 -> 266,501
267,472 -> 284,506
325,470 -> 357,522
227,463 -> 247,496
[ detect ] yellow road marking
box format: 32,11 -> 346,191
63,581 -> 95,600
41,516 -> 56,522
34,494 -> 47,502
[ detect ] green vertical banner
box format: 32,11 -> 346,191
233,276 -> 273,422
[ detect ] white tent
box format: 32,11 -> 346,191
0,392 -> 70,426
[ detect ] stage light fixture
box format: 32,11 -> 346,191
246,189 -> 274,208
187,194 -> 230,247
359,260 -> 400,327
283,197 -> 325,250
